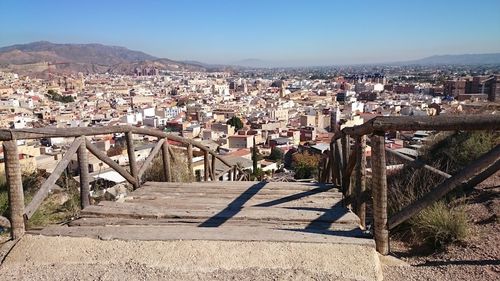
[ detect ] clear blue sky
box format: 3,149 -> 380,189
1,0 -> 500,66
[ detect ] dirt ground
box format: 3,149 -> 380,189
383,172 -> 500,281
0,236 -> 382,281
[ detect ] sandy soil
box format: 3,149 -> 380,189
383,172 -> 500,281
0,235 -> 382,281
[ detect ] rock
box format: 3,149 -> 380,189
103,184 -> 129,201
91,189 -> 105,199
51,192 -> 70,205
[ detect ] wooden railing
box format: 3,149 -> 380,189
318,114 -> 500,255
0,125 -> 249,240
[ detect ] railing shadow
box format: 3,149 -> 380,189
253,186 -> 334,207
281,202 -> 369,238
198,181 -> 268,227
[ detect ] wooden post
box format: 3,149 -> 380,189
335,139 -> 344,192
3,140 -> 25,239
77,137 -> 90,209
328,142 -> 335,183
371,131 -> 389,255
162,138 -> 171,182
318,157 -> 324,183
187,144 -> 193,181
341,135 -> 351,202
354,135 -> 367,229
211,154 -> 217,181
233,166 -> 238,181
323,154 -> 331,183
126,131 -> 139,189
204,150 -> 209,181
330,142 -> 340,186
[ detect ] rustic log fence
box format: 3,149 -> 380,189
0,126 -> 249,240
318,114 -> 500,255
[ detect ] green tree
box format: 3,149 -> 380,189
46,90 -> 74,103
268,147 -> 284,162
226,116 -> 243,131
292,151 -> 320,179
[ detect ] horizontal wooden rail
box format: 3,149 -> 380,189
385,148 -> 452,179
337,114 -> 500,140
0,125 -> 133,140
388,144 -> 500,230
0,125 -> 239,171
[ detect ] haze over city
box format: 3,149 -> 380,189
1,0 -> 500,66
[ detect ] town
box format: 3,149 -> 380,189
1,0 -> 500,279
0,64 -> 498,188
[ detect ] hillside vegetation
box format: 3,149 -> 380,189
388,131 -> 499,249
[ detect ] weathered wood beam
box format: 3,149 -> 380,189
3,140 -> 25,239
77,136 -> 90,209
345,148 -> 358,183
126,131 -> 139,189
0,126 -> 236,176
341,135 -> 350,199
0,125 -> 132,141
211,154 -> 217,182
388,144 -> 500,230
85,139 -> 138,187
328,142 -> 335,184
323,154 -> 332,183
334,139 -> 344,193
161,138 -> 171,182
187,144 -> 194,181
204,150 -> 209,181
318,156 -> 326,183
25,138 -> 83,219
371,131 -> 389,255
342,115 -> 500,137
207,156 -> 215,181
233,166 -> 238,181
385,148 -> 451,179
330,142 -> 340,185
137,139 -> 165,181
354,135 -> 367,229
133,128 -> 233,169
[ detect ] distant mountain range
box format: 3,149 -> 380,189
0,41 -> 499,75
218,54 -> 500,68
0,41 -> 204,76
403,53 -> 500,65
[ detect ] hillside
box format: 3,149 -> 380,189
406,53 -> 500,65
0,41 -> 205,75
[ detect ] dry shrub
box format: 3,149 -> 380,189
387,162 -> 447,217
410,201 -> 468,248
142,146 -> 192,182
423,131 -> 499,173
